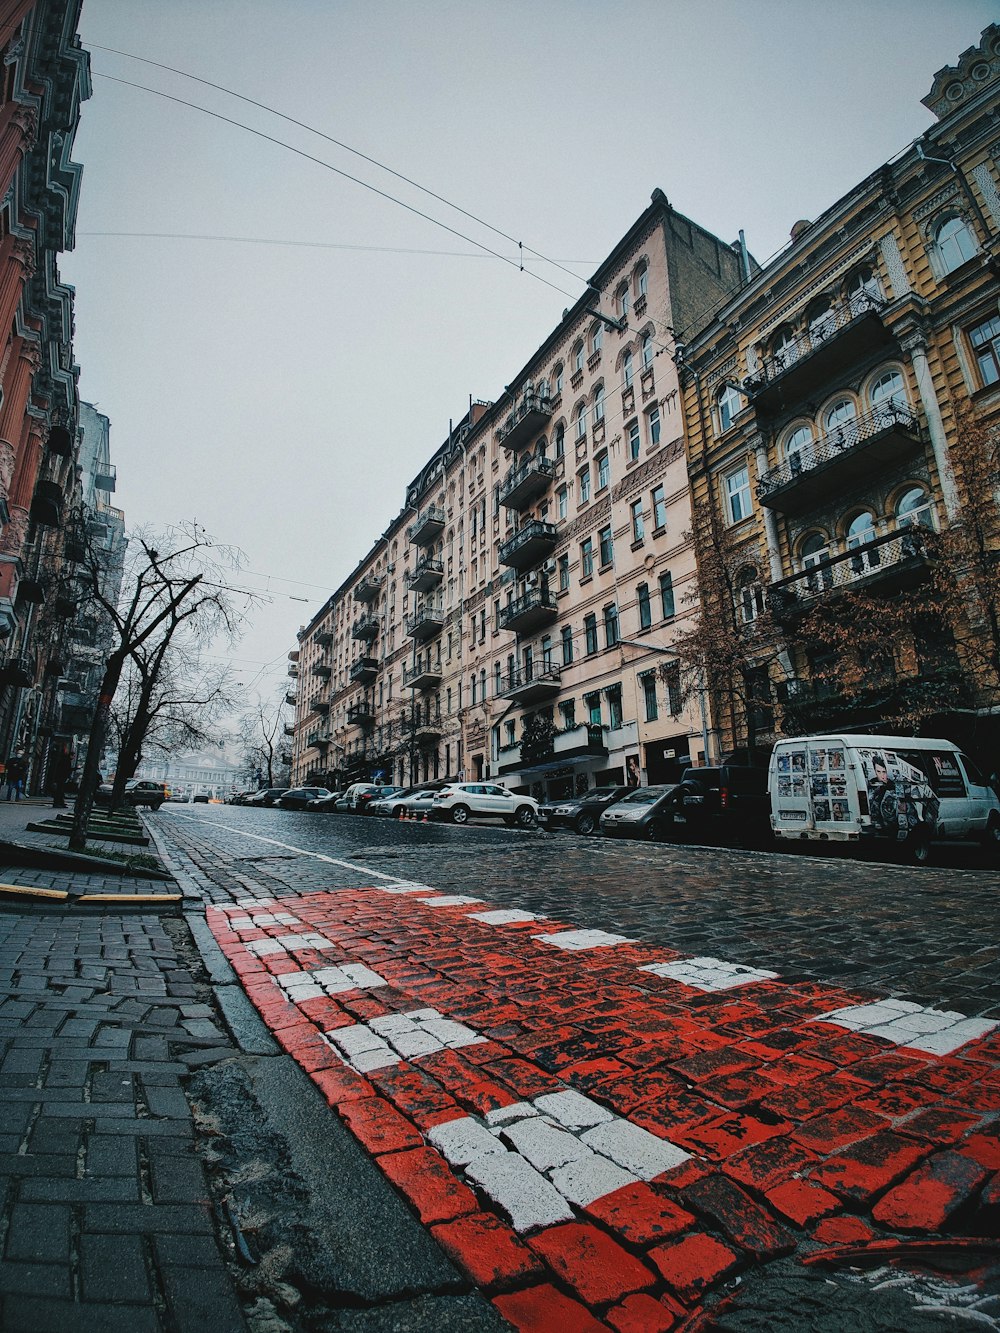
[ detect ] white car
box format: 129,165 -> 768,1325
431,782 -> 539,828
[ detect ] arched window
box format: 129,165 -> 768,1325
636,263 -> 648,298
895,486 -> 933,530
807,297 -> 836,345
623,349 -> 633,388
735,567 -> 765,624
935,215 -> 978,273
593,385 -> 605,423
799,531 -> 831,592
771,325 -> 798,370
641,332 -> 654,369
846,266 -> 881,313
591,323 -> 602,355
618,285 -> 630,320
784,424 -> 814,473
825,398 -> 857,436
717,383 -> 743,433
574,341 -> 584,374
537,375 -> 550,402
869,369 -> 907,419
575,402 -> 587,439
846,510 -> 879,575
554,362 -> 564,394
554,421 -> 565,458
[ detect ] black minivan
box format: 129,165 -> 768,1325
677,764 -> 770,845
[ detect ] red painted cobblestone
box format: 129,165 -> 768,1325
430,1212 -> 545,1290
812,1215 -> 876,1245
528,1222 -> 658,1306
871,1149 -> 990,1230
338,1097 -> 425,1155
790,1106 -> 890,1152
647,1232 -> 741,1302
584,1183 -> 695,1245
680,1174 -> 796,1261
606,1292 -> 684,1333
808,1130 -> 928,1202
378,1146 -> 479,1224
493,1283 -> 609,1332
766,1178 -> 841,1227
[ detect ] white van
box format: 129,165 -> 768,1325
769,734 -> 1000,863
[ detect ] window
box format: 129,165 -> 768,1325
580,537 -> 594,578
724,465 -> 752,524
574,341 -> 584,373
641,332 -> 653,369
593,385 -> 605,423
717,383 -> 743,432
561,624 -> 573,665
554,422 -> 565,458
505,720 -> 516,746
970,315 -> 1000,386
637,264 -> 648,298
642,672 -> 658,721
604,603 -> 619,648
555,363 -> 564,394
646,405 -> 661,446
596,451 -> 609,489
557,486 -> 568,519
576,402 -> 587,439
591,323 -> 602,355
558,553 -> 570,591
599,525 -> 614,567
584,615 -> 598,655
586,692 -> 602,725
869,369 -> 907,415
807,298 -> 836,345
771,324 -> 798,370
618,285 -> 630,320
560,700 -> 576,729
664,661 -> 682,715
631,499 -> 645,543
935,215 -> 978,273
846,510 -> 878,574
800,532 -> 832,592
637,582 -> 651,629
471,674 -> 477,704
494,662 -> 501,696
626,419 -> 640,461
652,484 -> 666,531
847,266 -> 881,313
623,350 -> 633,388
736,568 -> 765,624
825,398 -> 857,434
896,486 -> 933,530
659,570 -> 675,619
784,424 -> 814,471
541,636 -> 552,670
579,465 -> 591,503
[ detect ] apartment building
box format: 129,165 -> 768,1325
290,191 -> 748,796
677,24 -> 1000,763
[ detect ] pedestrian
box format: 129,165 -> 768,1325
4,751 -> 26,801
50,744 -> 72,808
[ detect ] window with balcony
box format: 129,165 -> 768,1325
581,537 -> 594,578
641,671 -> 658,721
604,604 -> 619,648
554,422 -> 565,458
736,567 -> 765,623
576,402 -> 587,439
591,323 -> 603,355
618,285 -> 630,321
641,332 -> 653,370
637,582 -> 651,630
825,397 -> 858,437
646,405 -> 661,446
626,419 -> 640,461
969,314 -> 1000,387
717,383 -> 743,433
599,525 -> 614,567
799,531 -> 832,591
652,484 -> 666,531
846,265 -> 881,313
631,499 -> 644,544
560,700 -> 576,729
574,341 -> 585,374
869,369 -> 907,412
585,615 -> 598,655
607,683 -> 623,728
579,465 -> 591,504
541,635 -> 553,670
783,423 -> 814,473
593,385 -> 605,425
596,451 -> 609,490
807,297 -> 836,345
934,214 -> 978,273
723,465 -> 752,524
895,486 -> 933,530
845,510 -> 879,574
561,625 -> 573,665
771,324 -> 797,371
586,691 -> 602,725
623,350 -> 633,389
637,263 -> 648,298
558,554 -> 570,591
660,570 -> 675,619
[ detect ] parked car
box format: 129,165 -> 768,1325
95,779 -> 170,811
192,794 -> 210,804
307,790 -> 347,812
275,786 -> 331,810
431,782 -> 539,828
678,764 -> 771,845
245,788 -> 289,807
769,733 -> 1000,864
381,782 -> 449,819
356,784 -> 405,814
336,783 -> 382,813
539,785 -> 631,835
599,784 -> 685,840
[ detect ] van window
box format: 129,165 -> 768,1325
899,750 -> 967,797
958,754 -> 986,788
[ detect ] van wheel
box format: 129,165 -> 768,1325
905,831 -> 931,865
982,817 -> 1000,857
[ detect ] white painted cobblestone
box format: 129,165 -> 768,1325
580,1119 -> 690,1178
417,895 -> 484,907
464,1151 -> 575,1231
245,938 -> 286,957
533,928 -> 637,951
501,1116 -> 594,1172
818,1001 -> 998,1054
274,932 -> 335,951
468,909 -> 540,925
639,956 -> 779,991
428,1116 -> 509,1166
549,1151 -> 639,1207
484,1102 -> 540,1127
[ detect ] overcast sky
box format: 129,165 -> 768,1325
63,0 -> 996,710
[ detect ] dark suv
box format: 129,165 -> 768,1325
539,786 -> 631,835
677,764 -> 770,845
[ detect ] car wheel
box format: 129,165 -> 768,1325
450,804 -> 470,825
393,805 -> 405,819
904,831 -> 932,865
576,811 -> 596,835
644,820 -> 660,841
515,806 -> 536,829
151,802 -> 162,812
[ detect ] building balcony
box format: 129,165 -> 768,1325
757,405 -> 922,515
351,614 -> 379,642
30,479 -> 63,527
287,663 -> 299,678
284,723 -> 295,737
768,523 -> 935,624
353,573 -> 382,603
94,463 -> 116,493
346,700 -> 375,727
308,730 -> 330,750
0,655 -> 33,688
406,602 -> 445,642
314,628 -> 333,647
406,555 -> 444,593
350,655 -> 380,684
497,391 -> 552,452
497,586 -> 558,634
311,697 -> 330,714
285,691 -> 297,707
312,662 -> 331,678
404,659 -> 443,691
498,519 -> 558,571
47,423 -> 73,456
496,723 -> 607,775
501,664 -> 561,705
288,649 -> 299,662
414,720 -> 444,745
407,506 -> 445,547
747,295 -> 894,414
499,456 -> 554,510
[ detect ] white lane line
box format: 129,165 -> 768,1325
417,894 -> 484,907
817,1000 -> 999,1055
177,816 -> 405,881
640,956 -> 779,991
533,928 -> 637,951
468,909 -> 540,925
325,1006 -> 485,1071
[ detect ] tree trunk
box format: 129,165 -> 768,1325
69,651 -> 126,851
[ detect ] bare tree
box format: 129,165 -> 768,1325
238,694 -> 290,790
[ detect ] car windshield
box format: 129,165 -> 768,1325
585,788 -> 622,803
619,786 -> 672,805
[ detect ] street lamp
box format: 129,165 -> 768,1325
617,638 -> 712,767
